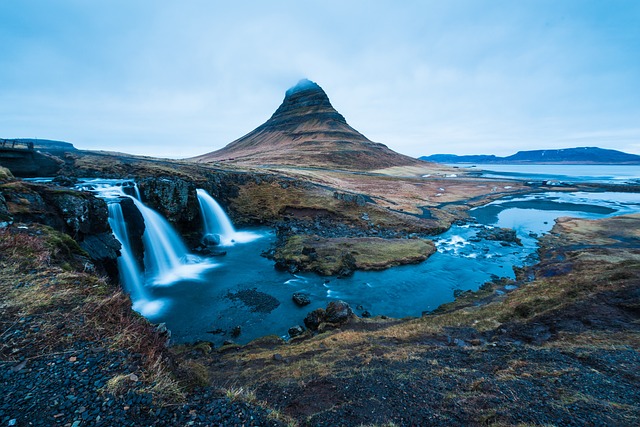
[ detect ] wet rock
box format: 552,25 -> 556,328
226,288 -> 280,313
292,292 -> 311,306
52,175 -> 78,187
137,177 -> 200,233
288,325 -> 305,338
203,234 -> 221,246
231,326 -> 241,338
477,227 -> 522,246
325,300 -> 354,324
336,251 -> 357,278
0,192 -> 11,226
361,310 -> 371,318
303,308 -> 325,331
79,233 -> 121,268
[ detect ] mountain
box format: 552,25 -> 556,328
191,79 -> 424,170
421,147 -> 640,164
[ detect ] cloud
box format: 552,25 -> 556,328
1,0 -> 639,157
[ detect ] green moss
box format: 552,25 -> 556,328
275,235 -> 436,276
0,166 -> 14,181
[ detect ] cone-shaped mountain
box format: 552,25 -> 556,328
191,79 -> 424,170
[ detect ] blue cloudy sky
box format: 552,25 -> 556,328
1,0 -> 639,158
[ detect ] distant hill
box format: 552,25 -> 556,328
15,139 -> 77,153
421,147 -> 640,164
191,79 -> 424,170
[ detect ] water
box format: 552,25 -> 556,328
196,189 -> 261,246
76,179 -> 214,313
145,189 -> 640,346
70,173 -> 640,347
458,164 -> 640,184
107,202 -> 166,317
131,197 -> 214,285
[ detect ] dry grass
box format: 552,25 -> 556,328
275,235 -> 436,275
0,224 -> 183,402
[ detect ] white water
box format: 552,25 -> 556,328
131,197 -> 215,285
196,189 -> 261,246
107,203 -> 165,316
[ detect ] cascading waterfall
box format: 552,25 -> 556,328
196,189 -> 261,246
78,178 -> 214,302
130,197 -> 215,285
107,202 -> 165,316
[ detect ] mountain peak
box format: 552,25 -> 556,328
285,78 -> 322,96
190,79 -> 423,170
269,79 -> 346,126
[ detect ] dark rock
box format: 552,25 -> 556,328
273,353 -> 283,362
0,149 -> 63,177
231,326 -> 241,337
52,175 -> 78,187
361,310 -> 371,318
292,292 -> 311,306
304,308 -> 325,331
203,233 -> 221,246
288,325 -> 305,338
325,300 -> 354,324
476,227 -> 522,246
333,192 -> 367,207
336,251 -> 357,278
227,288 -> 280,313
137,177 -> 200,233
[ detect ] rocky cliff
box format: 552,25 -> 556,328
0,179 -> 121,278
191,79 -> 425,170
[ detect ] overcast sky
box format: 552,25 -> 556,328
1,0 -> 639,158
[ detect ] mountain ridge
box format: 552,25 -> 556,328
421,147 -> 640,164
191,79 -> 424,170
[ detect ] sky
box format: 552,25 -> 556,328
1,0 -> 639,158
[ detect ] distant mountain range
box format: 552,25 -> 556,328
421,147 -> 640,165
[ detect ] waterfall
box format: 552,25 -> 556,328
131,197 -> 215,285
107,202 -> 165,317
79,179 -> 215,289
196,189 -> 261,246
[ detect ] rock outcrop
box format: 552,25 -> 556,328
303,301 -> 355,331
191,79 -> 425,170
0,181 -> 120,278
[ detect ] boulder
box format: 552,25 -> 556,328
476,227 -> 522,246
304,300 -> 355,331
288,325 -> 305,338
292,292 -> 311,306
325,300 -> 354,324
303,308 -> 325,331
203,233 -> 221,246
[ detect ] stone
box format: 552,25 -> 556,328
292,292 -> 311,306
52,175 -> 78,187
203,233 -> 221,246
325,300 -> 354,324
303,308 -> 325,331
288,325 -> 305,338
336,251 -> 357,278
361,310 -> 371,318
231,326 -> 241,337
